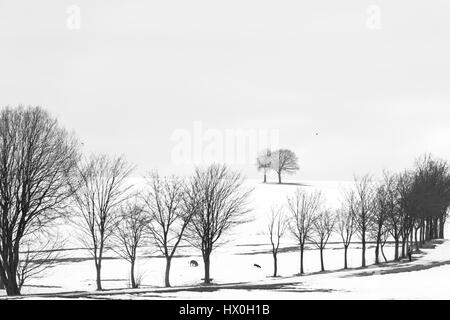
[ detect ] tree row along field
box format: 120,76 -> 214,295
1,105 -> 449,296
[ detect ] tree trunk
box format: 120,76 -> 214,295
344,245 -> 348,269
320,248 -> 325,271
439,216 -> 445,239
380,244 -> 387,263
361,232 -> 366,267
414,228 -> 418,251
203,254 -> 211,284
419,218 -> 424,246
278,172 -> 281,184
95,245 -> 103,291
394,237 -> 399,261
165,257 -> 172,287
299,245 -> 304,275
263,172 -> 267,183
0,251 -> 21,295
5,281 -> 20,296
374,239 -> 380,265
419,221 -> 424,246
96,262 -> 102,291
420,226 -> 424,245
401,236 -> 406,258
273,253 -> 278,277
433,217 -> 438,239
4,266 -> 20,296
428,218 -> 433,240
130,260 -> 136,288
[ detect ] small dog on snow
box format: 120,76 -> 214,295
189,260 -> 199,267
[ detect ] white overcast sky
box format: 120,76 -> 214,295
1,0 -> 450,180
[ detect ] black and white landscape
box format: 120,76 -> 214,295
1,1 -> 450,300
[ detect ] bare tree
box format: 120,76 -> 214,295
71,154 -> 133,291
311,209 -> 335,272
336,199 -> 355,269
185,164 -> 252,284
142,173 -> 195,287
287,188 -> 322,274
271,149 -> 299,184
267,206 -> 288,277
0,106 -> 79,296
379,225 -> 390,263
371,171 -> 395,264
387,199 -> 403,261
112,197 -> 147,289
412,154 -> 450,242
351,174 -> 375,267
256,149 -> 272,183
397,171 -> 414,258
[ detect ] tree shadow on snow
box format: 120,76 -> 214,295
341,241 -> 447,278
345,259 -> 450,278
263,182 -> 311,186
149,282 -> 337,294
23,284 -> 63,289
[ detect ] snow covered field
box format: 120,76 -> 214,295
1,179 -> 449,299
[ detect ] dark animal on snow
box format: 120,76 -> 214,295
190,260 -> 199,267
253,263 -> 261,268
